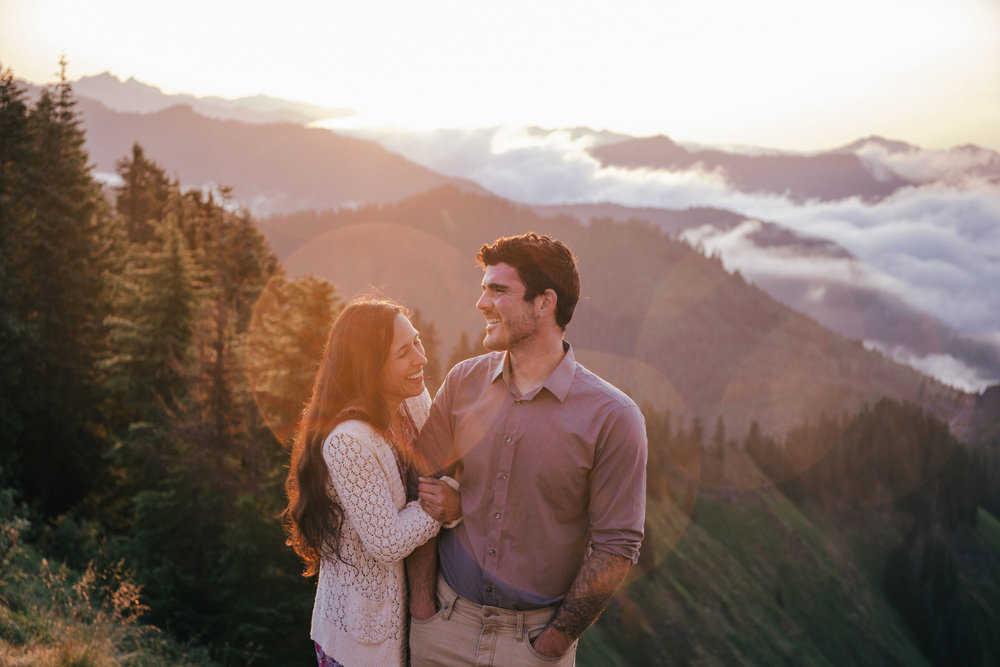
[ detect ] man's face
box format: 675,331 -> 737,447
476,262 -> 539,352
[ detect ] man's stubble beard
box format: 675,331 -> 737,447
483,310 -> 538,353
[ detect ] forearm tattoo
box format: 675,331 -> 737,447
549,550 -> 631,639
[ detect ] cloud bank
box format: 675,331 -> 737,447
332,124 -> 1000,389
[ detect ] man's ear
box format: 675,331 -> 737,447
536,289 -> 558,319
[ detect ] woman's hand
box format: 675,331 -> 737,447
418,477 -> 461,523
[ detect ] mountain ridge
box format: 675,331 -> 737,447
70,71 -> 355,125
259,185 -> 974,452
74,96 -> 488,215
590,134 -> 914,202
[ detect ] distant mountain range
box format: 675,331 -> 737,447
59,71 -> 354,125
31,72 -> 999,409
74,96 -> 487,214
589,134 -> 912,202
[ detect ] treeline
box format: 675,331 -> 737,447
0,64 -> 333,662
745,399 -> 1000,666
0,65 -> 490,664
602,399 -> 1000,666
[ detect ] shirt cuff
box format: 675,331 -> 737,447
440,476 -> 462,528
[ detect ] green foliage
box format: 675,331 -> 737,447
1,63 -> 323,663
0,61 -> 114,515
0,514 -> 216,665
976,508 -> 1000,557
743,399 -> 1000,666
583,490 -> 929,667
115,142 -> 173,244
246,272 -> 338,449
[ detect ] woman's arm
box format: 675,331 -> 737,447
325,429 -> 439,563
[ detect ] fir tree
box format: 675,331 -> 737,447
114,142 -> 172,244
0,66 -> 35,465
448,330 -> 482,370
4,59 -> 111,514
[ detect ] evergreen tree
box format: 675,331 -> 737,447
448,330 -> 482,370
101,207 -> 201,519
114,142 -> 172,244
3,60 -> 111,514
247,273 -> 338,449
0,66 -> 35,466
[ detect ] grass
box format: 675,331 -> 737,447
0,513 -> 215,667
579,487 -> 931,667
976,507 -> 1000,557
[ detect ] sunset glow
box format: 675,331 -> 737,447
2,0 -> 999,150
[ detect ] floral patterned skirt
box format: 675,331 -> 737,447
314,641 -> 345,667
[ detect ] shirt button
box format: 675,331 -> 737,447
499,474 -> 507,480
514,400 -> 522,405
485,585 -> 493,593
488,549 -> 496,556
493,512 -> 501,519
504,436 -> 512,443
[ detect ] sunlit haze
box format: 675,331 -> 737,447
2,0 -> 999,151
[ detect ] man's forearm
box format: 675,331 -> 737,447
406,537 -> 439,618
532,550 -> 632,656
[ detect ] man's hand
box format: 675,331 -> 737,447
532,550 -> 631,656
410,594 -> 437,621
531,625 -> 576,657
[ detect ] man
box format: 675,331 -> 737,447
408,232 -> 647,666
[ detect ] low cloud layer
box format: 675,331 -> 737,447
863,341 -> 990,394
339,125 -> 1000,390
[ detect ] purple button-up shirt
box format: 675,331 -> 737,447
415,343 -> 647,610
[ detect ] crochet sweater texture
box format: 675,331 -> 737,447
311,391 -> 439,666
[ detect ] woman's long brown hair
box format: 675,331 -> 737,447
281,298 -> 404,576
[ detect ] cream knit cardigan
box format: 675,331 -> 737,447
311,390 -> 440,666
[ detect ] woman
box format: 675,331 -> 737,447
282,297 -> 460,666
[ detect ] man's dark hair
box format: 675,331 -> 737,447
476,232 -> 581,329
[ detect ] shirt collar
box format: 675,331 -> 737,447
490,342 -> 576,403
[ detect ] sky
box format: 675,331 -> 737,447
2,0 -> 1000,152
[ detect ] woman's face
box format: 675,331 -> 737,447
380,313 -> 427,408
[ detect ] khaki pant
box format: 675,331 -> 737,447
410,576 -> 578,666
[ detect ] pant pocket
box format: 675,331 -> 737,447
521,625 -> 572,664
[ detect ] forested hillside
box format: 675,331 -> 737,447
260,188 -> 971,444
2,66 -> 321,662
2,67 -> 999,665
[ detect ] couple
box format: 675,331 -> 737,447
283,233 -> 648,666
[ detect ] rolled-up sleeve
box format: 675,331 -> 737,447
588,404 -> 647,562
